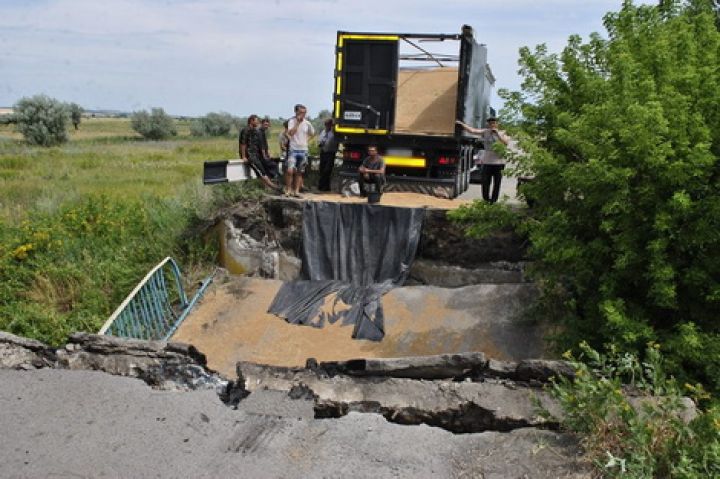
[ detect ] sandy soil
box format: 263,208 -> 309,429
172,277 -> 544,377
394,68 -> 459,135
297,190 -> 473,209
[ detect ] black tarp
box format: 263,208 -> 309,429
268,201 -> 424,341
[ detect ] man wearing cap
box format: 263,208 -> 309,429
456,117 -> 509,203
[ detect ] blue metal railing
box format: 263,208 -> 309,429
98,257 -> 214,341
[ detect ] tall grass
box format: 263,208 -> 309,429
0,118 -> 263,344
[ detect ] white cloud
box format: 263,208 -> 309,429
0,0 -> 629,115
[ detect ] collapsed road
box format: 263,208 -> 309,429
1,331 -> 592,478
1,192 -> 596,478
175,195 -> 544,376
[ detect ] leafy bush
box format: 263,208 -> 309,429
546,343 -> 720,478
458,1 -> 720,392
13,94 -> 70,146
190,112 -> 235,137
448,201 -> 522,240
131,108 -> 177,140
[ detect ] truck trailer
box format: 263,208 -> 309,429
333,25 -> 495,198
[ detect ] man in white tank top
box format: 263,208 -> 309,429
285,104 -> 315,197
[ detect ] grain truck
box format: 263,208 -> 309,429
333,25 -> 495,198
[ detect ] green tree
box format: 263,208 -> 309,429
68,103 -> 83,130
315,109 -> 332,120
131,108 -> 177,140
13,95 -> 70,146
190,111 -> 235,137
454,1 -> 720,391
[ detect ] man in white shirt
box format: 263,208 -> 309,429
285,104 -> 315,197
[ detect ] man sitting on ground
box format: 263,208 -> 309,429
259,117 -> 279,179
244,114 -> 281,192
358,145 -> 386,201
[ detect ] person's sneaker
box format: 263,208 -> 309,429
291,191 -> 302,198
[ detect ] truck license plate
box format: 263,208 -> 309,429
343,111 -> 362,121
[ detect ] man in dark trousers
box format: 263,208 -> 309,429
238,117 -> 250,159
259,117 -> 279,179
456,117 -> 509,203
317,118 -> 338,191
243,114 -> 280,191
358,145 -> 386,202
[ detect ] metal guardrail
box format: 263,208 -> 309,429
98,257 -> 214,341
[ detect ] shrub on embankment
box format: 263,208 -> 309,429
0,195 -> 194,344
546,343 -> 720,478
452,1 -> 720,395
0,180 -> 264,346
452,5 -> 720,473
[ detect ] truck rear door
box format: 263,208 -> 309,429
334,34 -> 398,134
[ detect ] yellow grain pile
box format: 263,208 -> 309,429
394,67 -> 459,136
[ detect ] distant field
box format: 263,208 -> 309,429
0,118 -> 283,222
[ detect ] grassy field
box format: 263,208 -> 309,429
0,118 -> 245,222
0,118 -> 266,344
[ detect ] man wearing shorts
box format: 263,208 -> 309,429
285,104 -> 315,197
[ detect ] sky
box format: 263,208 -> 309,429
0,0 -> 637,117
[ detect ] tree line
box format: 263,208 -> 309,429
2,95 -> 332,146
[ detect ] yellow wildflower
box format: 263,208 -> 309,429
13,243 -> 33,260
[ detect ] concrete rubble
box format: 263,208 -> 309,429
0,331 -> 594,478
235,352 -> 574,434
0,331 -> 56,370
1,331 -> 227,393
